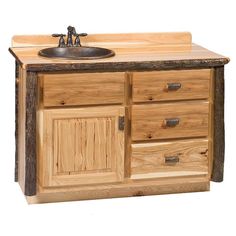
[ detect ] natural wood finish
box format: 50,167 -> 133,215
207,69 -> 214,178
27,177 -> 209,204
17,66 -> 26,192
15,61 -> 19,182
11,32 -> 229,202
40,72 -> 125,107
131,139 -> 208,180
132,69 -> 211,103
12,32 -> 192,47
211,66 -> 225,182
9,33 -> 229,72
132,101 -> 209,141
38,106 -> 125,187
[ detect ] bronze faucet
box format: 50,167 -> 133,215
52,26 -> 87,47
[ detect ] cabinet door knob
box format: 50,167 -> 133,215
165,156 -> 179,164
163,118 -> 180,127
166,82 -> 181,91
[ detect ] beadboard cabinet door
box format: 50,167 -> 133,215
38,106 -> 125,187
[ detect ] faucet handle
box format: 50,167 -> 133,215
74,33 -> 88,47
52,34 -> 66,48
52,33 -> 66,37
77,33 -> 88,37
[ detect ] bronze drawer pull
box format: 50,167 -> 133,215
166,82 -> 181,91
165,156 -> 179,164
164,118 -> 180,127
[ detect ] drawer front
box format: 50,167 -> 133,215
41,72 -> 125,107
131,139 -> 209,180
132,101 -> 209,141
132,69 -> 211,103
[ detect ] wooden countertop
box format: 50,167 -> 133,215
9,32 -> 229,72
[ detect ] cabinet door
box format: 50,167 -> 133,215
39,106 -> 125,187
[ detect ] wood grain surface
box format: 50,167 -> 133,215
131,139 -> 208,180
17,66 -> 26,192
38,106 -> 125,187
132,101 -> 209,141
41,72 -> 125,107
132,69 -> 211,102
12,32 -> 192,47
27,177 -> 209,204
9,33 -> 229,72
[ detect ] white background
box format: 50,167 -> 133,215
0,0 -> 235,235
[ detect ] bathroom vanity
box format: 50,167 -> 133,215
9,32 -> 229,203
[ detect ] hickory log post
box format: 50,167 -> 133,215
24,71 -> 37,196
211,66 -> 225,182
15,61 -> 19,182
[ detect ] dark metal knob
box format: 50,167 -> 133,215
163,118 -> 180,127
165,156 -> 179,164
166,82 -> 182,91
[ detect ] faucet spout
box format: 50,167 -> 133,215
66,26 -> 76,47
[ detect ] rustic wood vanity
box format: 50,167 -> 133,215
9,32 -> 229,203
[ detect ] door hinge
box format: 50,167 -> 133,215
118,116 -> 125,131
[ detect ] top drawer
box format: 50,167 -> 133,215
132,69 -> 211,103
40,72 -> 125,107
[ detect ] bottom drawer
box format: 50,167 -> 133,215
131,139 -> 209,180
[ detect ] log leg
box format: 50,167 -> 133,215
211,66 -> 225,182
15,61 -> 19,182
24,72 -> 37,196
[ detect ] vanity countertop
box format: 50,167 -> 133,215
9,32 -> 229,72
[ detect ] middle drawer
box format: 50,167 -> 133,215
132,101 -> 209,141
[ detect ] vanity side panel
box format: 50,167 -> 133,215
17,66 -> 26,192
211,66 -> 225,182
15,61 -> 19,182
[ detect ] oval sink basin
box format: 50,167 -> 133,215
38,46 -> 115,60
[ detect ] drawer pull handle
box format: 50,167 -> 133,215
164,118 -> 180,127
165,156 -> 179,164
166,83 -> 181,91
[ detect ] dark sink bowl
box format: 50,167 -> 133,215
38,46 -> 115,60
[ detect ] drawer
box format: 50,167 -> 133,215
132,101 -> 209,141
132,69 -> 211,103
131,139 -> 209,180
40,72 -> 125,107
